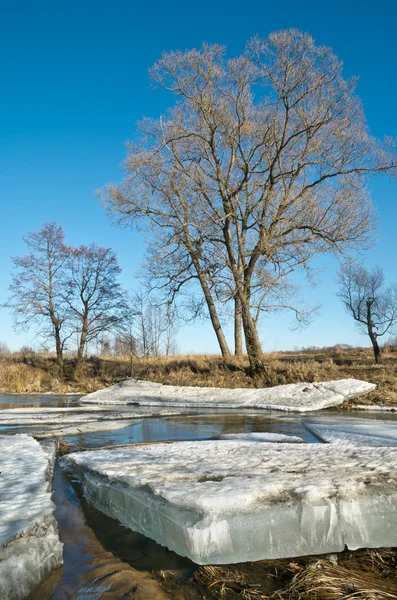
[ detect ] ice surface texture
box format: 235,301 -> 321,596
0,434 -> 63,600
80,378 -> 375,412
218,432 -> 304,442
304,417 -> 397,446
0,405 -> 187,426
61,440 -> 397,564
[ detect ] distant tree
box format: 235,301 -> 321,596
386,334 -> 397,348
65,244 -> 127,365
338,264 -> 397,363
0,341 -> 10,354
6,222 -> 70,371
128,291 -> 179,357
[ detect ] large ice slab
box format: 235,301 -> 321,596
0,405 -> 188,426
33,419 -> 135,439
218,432 -> 304,443
61,440 -> 397,565
80,378 -> 375,412
0,434 -> 63,599
303,417 -> 397,446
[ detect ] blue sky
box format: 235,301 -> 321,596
1,0 -> 397,352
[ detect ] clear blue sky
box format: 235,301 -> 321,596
1,0 -> 397,352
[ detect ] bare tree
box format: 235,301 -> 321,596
0,341 -> 10,354
128,291 -> 179,357
102,30 -> 396,373
65,244 -> 127,365
338,263 -> 397,363
6,221 -> 70,371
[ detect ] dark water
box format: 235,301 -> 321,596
63,411 -> 319,448
2,393 -> 397,599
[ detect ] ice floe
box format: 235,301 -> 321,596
0,434 -> 63,599
61,439 -> 397,564
303,417 -> 397,446
33,419 -> 135,439
80,378 -> 375,412
218,432 -> 304,442
0,406 -> 189,426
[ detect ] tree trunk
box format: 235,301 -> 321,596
192,259 -> 231,357
239,294 -> 264,375
369,331 -> 381,364
54,327 -> 64,375
76,316 -> 88,369
367,301 -> 381,364
234,296 -> 243,356
77,329 -> 87,361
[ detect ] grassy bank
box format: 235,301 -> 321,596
187,548 -> 397,600
1,347 -> 397,405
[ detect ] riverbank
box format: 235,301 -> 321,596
1,348 -> 397,406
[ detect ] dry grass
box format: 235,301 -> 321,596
193,549 -> 397,599
1,348 -> 397,406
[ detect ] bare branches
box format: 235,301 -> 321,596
338,263 -> 397,363
6,221 -> 69,369
101,29 -> 397,372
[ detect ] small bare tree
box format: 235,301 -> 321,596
338,264 -> 397,363
6,221 -> 71,371
128,291 -> 179,357
103,30 -> 396,373
65,244 -> 128,366
0,341 -> 10,354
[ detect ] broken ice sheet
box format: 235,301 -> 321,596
61,439 -> 397,565
0,405 -> 189,426
218,432 -> 304,442
0,434 -> 62,600
80,378 -> 376,412
303,417 -> 397,446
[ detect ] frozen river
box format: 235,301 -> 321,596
1,393 -> 397,598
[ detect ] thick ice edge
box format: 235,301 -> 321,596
0,434 -> 63,600
79,378 -> 375,412
61,440 -> 397,564
303,417 -> 397,446
0,406 -> 189,426
218,432 -> 304,443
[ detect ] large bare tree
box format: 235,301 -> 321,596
65,244 -> 127,365
338,263 -> 397,363
6,221 -> 70,371
102,30 -> 396,373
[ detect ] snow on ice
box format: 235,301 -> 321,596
0,405 -> 190,426
303,417 -> 397,446
61,439 -> 397,564
0,434 -> 62,600
218,432 -> 304,442
80,378 -> 375,412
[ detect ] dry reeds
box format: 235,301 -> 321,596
1,348 -> 397,401
194,550 -> 397,600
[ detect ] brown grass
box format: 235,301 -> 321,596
1,348 -> 397,406
193,549 -> 397,599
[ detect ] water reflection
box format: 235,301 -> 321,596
0,394 -> 81,409
63,412 -> 319,448
5,393 -> 397,599
29,465 -> 200,600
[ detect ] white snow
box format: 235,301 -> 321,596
218,432 -> 304,443
80,378 -> 376,412
61,439 -> 397,564
0,405 -> 189,426
33,419 -> 135,439
0,434 -> 63,599
303,417 -> 397,446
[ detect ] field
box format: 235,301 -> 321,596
1,346 -> 397,406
